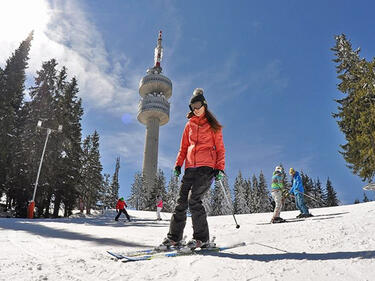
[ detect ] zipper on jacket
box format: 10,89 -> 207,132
194,122 -> 200,167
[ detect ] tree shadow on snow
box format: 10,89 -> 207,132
0,219 -> 154,248
1,210 -> 171,228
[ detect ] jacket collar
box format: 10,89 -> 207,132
189,113 -> 207,125
293,171 -> 299,178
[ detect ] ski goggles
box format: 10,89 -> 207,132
190,101 -> 204,110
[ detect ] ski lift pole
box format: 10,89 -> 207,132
27,128 -> 52,219
218,179 -> 240,229
28,122 -> 62,219
32,128 -> 51,202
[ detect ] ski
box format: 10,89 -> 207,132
107,236 -> 190,258
256,219 -> 305,225
107,242 -> 246,262
107,244 -> 185,258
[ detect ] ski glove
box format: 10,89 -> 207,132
174,166 -> 181,177
214,169 -> 225,181
282,189 -> 289,198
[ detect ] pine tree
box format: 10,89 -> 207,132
128,172 -> 146,210
243,178 -> 252,213
257,171 -> 272,212
146,169 -> 167,211
100,157 -> 120,210
20,61 -> 83,218
324,178 -> 340,206
100,173 -> 112,209
165,172 -> 179,212
202,185 -> 213,216
248,175 -> 258,213
0,32 -> 33,215
110,157 -> 120,206
54,74 -> 83,217
77,135 -> 91,213
211,175 -> 232,216
233,171 -> 249,214
331,34 -> 375,182
301,172 -> 314,208
22,59 -> 60,217
78,131 -> 103,214
312,178 -> 325,208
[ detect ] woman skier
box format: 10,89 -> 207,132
161,88 -> 225,249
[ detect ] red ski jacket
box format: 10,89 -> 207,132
175,114 -> 225,171
157,200 -> 163,208
116,200 -> 127,210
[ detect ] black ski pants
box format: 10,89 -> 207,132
167,166 -> 215,242
115,209 -> 130,221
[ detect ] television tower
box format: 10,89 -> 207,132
138,31 -> 172,191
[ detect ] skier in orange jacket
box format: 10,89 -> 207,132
160,88 -> 225,249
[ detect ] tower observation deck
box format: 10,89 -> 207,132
138,31 -> 172,191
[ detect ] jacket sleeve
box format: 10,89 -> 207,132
175,123 -> 189,167
295,174 -> 303,193
289,177 -> 295,194
214,128 -> 225,171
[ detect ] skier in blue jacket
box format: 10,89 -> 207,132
289,168 -> 313,218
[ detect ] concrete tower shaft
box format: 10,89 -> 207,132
138,31 -> 172,189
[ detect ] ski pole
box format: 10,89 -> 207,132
296,191 -> 327,206
218,179 -> 240,229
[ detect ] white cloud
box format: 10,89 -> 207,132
101,129 -> 176,172
102,131 -> 144,167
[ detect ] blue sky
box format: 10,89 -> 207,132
1,0 -> 374,204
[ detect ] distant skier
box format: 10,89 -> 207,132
270,166 -> 287,223
289,168 -> 313,218
115,197 -> 131,222
156,196 -> 163,221
161,88 -> 225,249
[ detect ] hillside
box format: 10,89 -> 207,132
1,202 -> 374,281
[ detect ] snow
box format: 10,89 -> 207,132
1,202 -> 375,281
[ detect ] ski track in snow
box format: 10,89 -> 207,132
0,203 -> 375,281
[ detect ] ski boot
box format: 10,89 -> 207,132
302,213 -> 313,218
185,236 -> 216,251
271,217 -> 286,223
155,237 -> 185,251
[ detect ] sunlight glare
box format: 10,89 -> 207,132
0,0 -> 50,40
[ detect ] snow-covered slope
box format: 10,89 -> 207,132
1,202 -> 374,281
